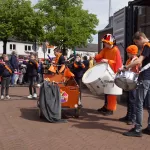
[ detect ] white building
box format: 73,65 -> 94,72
75,44 -> 98,58
0,41 -> 35,56
0,40 -> 72,58
38,45 -> 56,59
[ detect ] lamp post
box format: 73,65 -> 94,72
108,0 -> 111,22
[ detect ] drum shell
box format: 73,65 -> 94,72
104,82 -> 122,95
115,71 -> 138,91
82,63 -> 115,95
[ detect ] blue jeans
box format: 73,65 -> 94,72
135,80 -> 150,132
11,74 -> 15,85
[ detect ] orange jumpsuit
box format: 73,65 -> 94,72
95,46 -> 122,111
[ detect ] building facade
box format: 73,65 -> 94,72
0,41 -> 72,59
137,6 -> 150,39
75,44 -> 98,58
0,41 -> 34,56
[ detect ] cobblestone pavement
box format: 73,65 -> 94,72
0,87 -> 150,150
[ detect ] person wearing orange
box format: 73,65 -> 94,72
26,54 -> 39,99
53,48 -> 65,73
95,34 -> 122,116
122,32 -> 150,137
0,54 -> 13,100
119,45 -> 139,125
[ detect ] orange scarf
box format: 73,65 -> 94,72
54,53 -> 62,64
4,65 -> 12,74
126,56 -> 139,73
30,60 -> 38,68
49,53 -> 65,73
140,42 -> 150,55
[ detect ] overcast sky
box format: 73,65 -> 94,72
32,0 -> 132,43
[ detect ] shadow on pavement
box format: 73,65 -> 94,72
20,107 -> 46,122
11,95 -> 38,100
68,108 -> 127,134
20,107 -> 76,122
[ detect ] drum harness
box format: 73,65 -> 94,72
137,63 -> 150,90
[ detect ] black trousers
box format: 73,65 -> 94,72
127,90 -> 136,122
1,77 -> 10,96
28,76 -> 37,95
74,77 -> 82,100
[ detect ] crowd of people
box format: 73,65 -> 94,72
0,49 -> 95,100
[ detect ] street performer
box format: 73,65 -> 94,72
49,48 -> 65,73
95,34 -> 122,116
123,32 -> 150,137
119,45 -> 139,125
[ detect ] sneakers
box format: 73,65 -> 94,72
37,84 -> 41,88
1,95 -> 4,100
123,128 -> 142,137
33,93 -> 37,98
6,95 -> 11,99
97,106 -> 107,113
103,110 -> 113,116
127,120 -> 134,125
1,95 -> 11,100
27,95 -> 33,99
119,116 -> 128,122
142,128 -> 150,135
27,93 -> 37,99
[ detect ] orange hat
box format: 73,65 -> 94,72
126,45 -> 138,55
102,34 -> 115,45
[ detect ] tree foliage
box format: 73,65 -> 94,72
36,0 -> 99,51
0,0 -> 44,54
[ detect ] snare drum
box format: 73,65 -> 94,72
82,63 -> 115,95
115,71 -> 138,91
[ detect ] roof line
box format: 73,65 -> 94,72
98,27 -> 113,33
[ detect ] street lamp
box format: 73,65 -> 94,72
108,0 -> 112,21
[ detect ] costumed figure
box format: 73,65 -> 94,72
95,34 -> 122,116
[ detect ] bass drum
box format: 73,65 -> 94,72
82,63 -> 115,95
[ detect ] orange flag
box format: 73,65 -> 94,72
48,65 -> 56,73
64,68 -> 74,78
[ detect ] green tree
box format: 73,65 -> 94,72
36,0 -> 99,54
0,0 -> 44,54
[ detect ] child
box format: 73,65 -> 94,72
73,54 -> 85,106
119,45 -> 139,125
26,54 -> 38,99
0,54 -> 13,100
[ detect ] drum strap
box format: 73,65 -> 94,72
140,63 -> 150,73
128,57 -> 138,71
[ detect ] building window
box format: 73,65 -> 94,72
138,6 -> 143,15
10,44 -> 16,50
25,45 -> 27,51
48,49 -> 51,54
25,45 -> 31,51
28,46 -> 31,51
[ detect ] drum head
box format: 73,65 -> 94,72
82,63 -> 107,84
